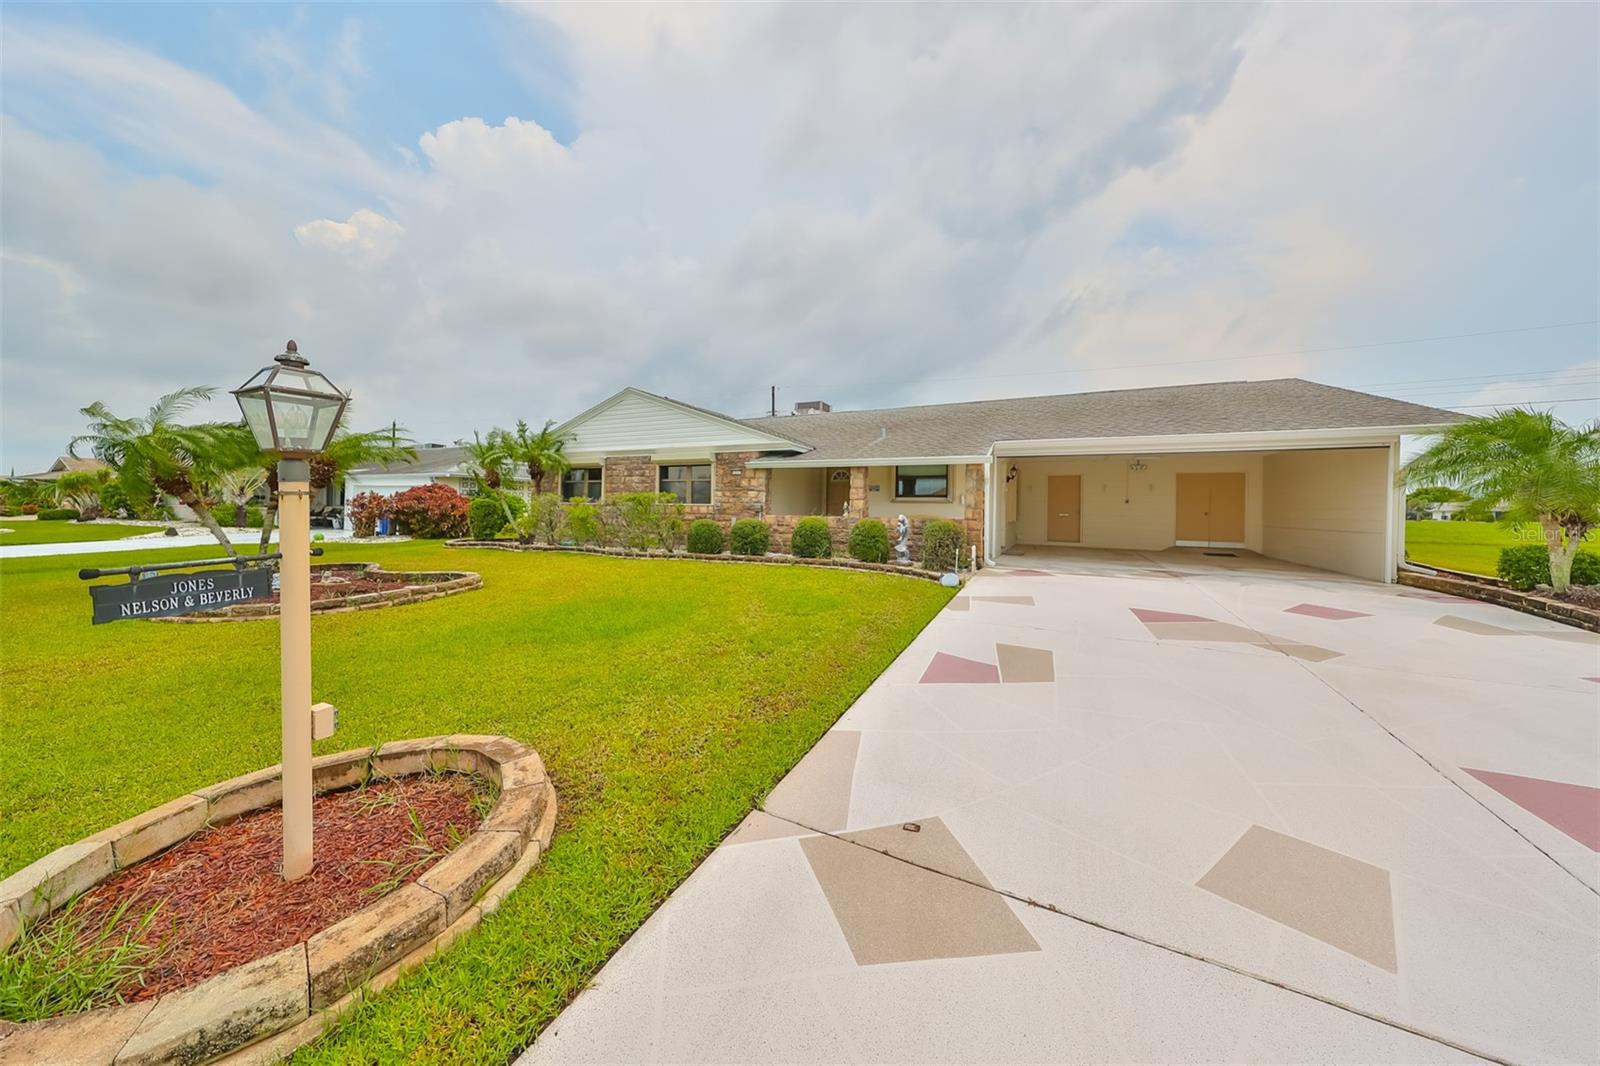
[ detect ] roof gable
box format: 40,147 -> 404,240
555,388 -> 805,457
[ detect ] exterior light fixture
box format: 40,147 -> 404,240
1006,464 -> 1019,483
1128,458 -> 1148,472
231,340 -> 349,456
231,340 -> 348,882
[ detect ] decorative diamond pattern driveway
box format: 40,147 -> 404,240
525,549 -> 1599,1065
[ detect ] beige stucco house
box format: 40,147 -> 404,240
349,378 -> 1462,582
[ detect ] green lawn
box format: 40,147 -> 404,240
0,540 -> 950,1061
1402,519 -> 1572,576
0,521 -> 153,546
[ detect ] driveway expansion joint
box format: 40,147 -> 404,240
754,806 -> 1514,1066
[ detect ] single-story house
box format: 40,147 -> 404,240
347,378 -> 1462,582
12,456 -> 110,482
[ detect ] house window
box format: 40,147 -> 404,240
561,467 -> 603,501
894,464 -> 949,500
659,464 -> 712,504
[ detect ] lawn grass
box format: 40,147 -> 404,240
0,521 -> 153,546
0,540 -> 951,1060
1402,519 -> 1574,576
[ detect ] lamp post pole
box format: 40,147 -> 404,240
233,341 -> 348,883
278,457 -> 314,881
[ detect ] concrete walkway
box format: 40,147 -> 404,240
523,549 -> 1599,1065
0,526 -> 362,559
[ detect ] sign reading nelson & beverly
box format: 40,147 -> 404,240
89,568 -> 273,625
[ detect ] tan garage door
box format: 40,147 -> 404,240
1176,472 -> 1246,545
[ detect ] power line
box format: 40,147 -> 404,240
1448,396 -> 1598,409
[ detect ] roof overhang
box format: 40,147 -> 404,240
991,425 -> 1440,458
748,453 -> 989,469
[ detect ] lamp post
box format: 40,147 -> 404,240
232,341 -> 349,881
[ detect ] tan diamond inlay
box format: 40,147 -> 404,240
762,730 -> 860,831
800,818 -> 1040,966
1199,825 -> 1397,972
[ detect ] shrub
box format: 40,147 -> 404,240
468,492 -> 527,540
21,503 -> 38,515
209,503 -> 261,529
390,484 -> 470,538
729,518 -> 770,556
686,519 -> 725,554
97,481 -> 132,519
921,519 -> 964,572
561,498 -> 603,545
1497,544 -> 1600,590
790,517 -> 833,558
37,508 -> 79,521
513,494 -> 563,544
613,492 -> 686,550
846,518 -> 890,564
348,492 -> 390,538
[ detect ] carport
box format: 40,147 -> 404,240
988,428 -> 1408,582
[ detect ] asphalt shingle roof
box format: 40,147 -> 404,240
742,378 -> 1463,464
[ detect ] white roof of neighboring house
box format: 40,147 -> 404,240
14,456 -> 110,481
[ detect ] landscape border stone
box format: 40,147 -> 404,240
1398,568 -> 1600,632
151,563 -> 482,622
0,736 -> 556,1066
445,538 -> 962,583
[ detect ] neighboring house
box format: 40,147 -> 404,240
14,456 -> 110,482
344,445 -> 530,505
349,378 -> 1463,582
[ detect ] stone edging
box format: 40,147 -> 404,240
1397,570 -> 1600,632
444,539 -> 962,583
0,736 -> 557,1065
152,563 -> 482,622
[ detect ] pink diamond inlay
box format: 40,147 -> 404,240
920,652 -> 1001,684
1130,608 -> 1212,624
1285,603 -> 1371,621
1584,677 -> 1600,684
1464,768 -> 1600,851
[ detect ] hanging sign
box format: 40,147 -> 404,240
89,568 -> 273,624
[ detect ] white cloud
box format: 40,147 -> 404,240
1,3 -> 1595,470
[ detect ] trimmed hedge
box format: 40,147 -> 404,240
686,519 -> 725,554
729,518 -> 770,556
847,519 -> 890,564
921,519 -> 964,572
1497,544 -> 1600,590
790,517 -> 833,559
37,508 -> 80,521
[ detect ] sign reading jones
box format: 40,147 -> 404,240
90,568 -> 274,624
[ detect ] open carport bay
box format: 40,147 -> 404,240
998,444 -> 1399,582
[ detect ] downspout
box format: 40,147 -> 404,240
985,447 -> 1000,568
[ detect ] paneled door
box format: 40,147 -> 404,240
1175,472 -> 1246,544
826,470 -> 850,516
1046,475 -> 1081,542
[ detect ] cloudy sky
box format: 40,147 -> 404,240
2,2 -> 1595,472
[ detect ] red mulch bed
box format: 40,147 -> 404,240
273,567 -> 421,606
41,774 -> 486,1002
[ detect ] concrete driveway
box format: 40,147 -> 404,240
523,549 -> 1599,1065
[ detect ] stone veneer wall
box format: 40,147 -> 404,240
602,454 -> 656,495
594,451 -> 987,569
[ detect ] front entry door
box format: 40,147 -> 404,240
1175,472 -> 1246,544
1047,475 -> 1081,542
825,470 -> 850,516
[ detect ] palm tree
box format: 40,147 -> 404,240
255,425 -> 418,552
71,387 -> 251,555
1405,408 -> 1600,593
503,419 -> 571,495
458,429 -> 524,529
211,466 -> 268,527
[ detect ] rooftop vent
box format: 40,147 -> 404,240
792,400 -> 832,415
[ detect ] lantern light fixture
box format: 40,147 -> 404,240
232,340 -> 349,456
